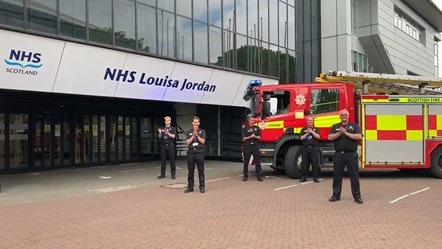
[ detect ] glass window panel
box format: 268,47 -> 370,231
287,6 -> 295,49
88,0 -> 112,45
310,89 -> 339,115
223,0 -> 234,31
177,0 -> 191,18
114,0 -> 136,49
248,0 -> 258,39
158,10 -> 175,58
176,16 -> 192,61
260,41 -> 269,75
236,34 -> 247,72
278,2 -> 287,47
9,114 -> 28,169
259,0 -> 268,42
209,26 -> 222,66
137,3 -> 156,53
0,114 -> 5,170
288,50 -> 296,82
158,0 -> 174,12
223,28 -> 234,68
208,0 -> 221,27
0,0 -> 24,28
137,0 -> 155,6
269,44 -> 279,77
236,0 -> 246,35
194,21 -> 208,64
28,0 -> 57,34
194,0 -> 207,23
60,0 -> 86,40
269,0 -> 278,44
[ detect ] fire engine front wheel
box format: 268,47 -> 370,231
430,147 -> 442,179
285,146 -> 302,179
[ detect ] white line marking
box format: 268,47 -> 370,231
301,181 -> 313,185
99,176 -> 111,179
274,185 -> 298,191
206,177 -> 230,183
265,176 -> 282,179
121,168 -> 145,173
390,194 -> 410,204
409,187 -> 430,195
390,187 -> 430,204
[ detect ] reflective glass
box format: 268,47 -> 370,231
137,3 -> 156,53
247,36 -> 259,74
158,0 -> 174,12
269,44 -> 279,77
269,0 -> 277,44
0,113 -> 4,170
0,0 -> 24,28
260,41 -> 269,75
236,34 -> 247,71
9,114 -> 28,169
88,0 -> 112,45
287,6 -> 295,49
177,0 -> 191,18
60,0 -> 86,40
279,2 -> 287,47
158,10 -> 175,58
236,0 -> 246,35
223,28 -> 234,68
258,0 -> 268,42
208,0 -> 221,27
248,0 -> 258,39
288,49 -> 296,82
176,16 -> 192,61
137,0 -> 155,7
209,26 -> 222,66
223,0 -> 234,31
194,21 -> 208,64
194,0 -> 207,23
115,0 -> 136,49
28,0 -> 57,34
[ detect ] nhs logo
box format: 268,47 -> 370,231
4,49 -> 43,75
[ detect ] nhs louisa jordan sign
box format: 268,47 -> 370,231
104,68 -> 216,93
0,29 -> 276,106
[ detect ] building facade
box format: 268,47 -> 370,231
0,0 -> 321,173
321,0 -> 442,76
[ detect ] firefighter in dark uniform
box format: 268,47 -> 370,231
184,116 -> 206,193
328,109 -> 363,204
242,115 -> 263,182
157,116 -> 177,179
299,116 -> 320,183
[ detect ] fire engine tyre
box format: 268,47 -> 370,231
285,146 -> 303,179
430,147 -> 442,179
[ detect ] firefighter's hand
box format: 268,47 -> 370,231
339,127 -> 346,134
157,128 -> 161,133
306,128 -> 312,134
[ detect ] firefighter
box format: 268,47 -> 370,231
184,116 -> 206,193
242,114 -> 263,182
328,109 -> 363,204
299,116 -> 320,183
157,116 -> 177,179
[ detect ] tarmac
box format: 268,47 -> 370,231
0,160 -> 441,248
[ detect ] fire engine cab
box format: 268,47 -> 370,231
243,72 -> 442,179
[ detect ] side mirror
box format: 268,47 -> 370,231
262,102 -> 271,118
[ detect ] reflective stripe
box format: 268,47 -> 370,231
377,115 -> 406,130
263,121 -> 284,129
314,115 -> 340,128
406,130 -> 423,140
365,130 -> 377,141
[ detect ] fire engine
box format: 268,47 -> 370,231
243,71 -> 442,179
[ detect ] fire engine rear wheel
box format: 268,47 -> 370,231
285,146 -> 303,179
430,147 -> 442,179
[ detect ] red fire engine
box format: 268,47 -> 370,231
243,71 -> 442,179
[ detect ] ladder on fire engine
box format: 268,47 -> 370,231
315,71 -> 442,95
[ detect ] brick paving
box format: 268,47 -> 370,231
0,161 -> 441,248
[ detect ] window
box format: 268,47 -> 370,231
436,39 -> 440,76
0,0 -> 24,28
393,8 -> 423,42
351,0 -> 358,34
60,0 -> 86,40
310,89 -> 339,115
263,91 -> 290,117
352,50 -> 371,73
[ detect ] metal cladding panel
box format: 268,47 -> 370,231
364,104 -> 422,115
364,141 -> 424,164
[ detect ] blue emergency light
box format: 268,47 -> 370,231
249,79 -> 262,87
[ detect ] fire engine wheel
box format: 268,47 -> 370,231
284,146 -> 303,179
430,147 -> 442,179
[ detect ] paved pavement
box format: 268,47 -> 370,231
0,160 -> 441,248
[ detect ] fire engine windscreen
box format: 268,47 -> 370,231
262,90 -> 290,118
